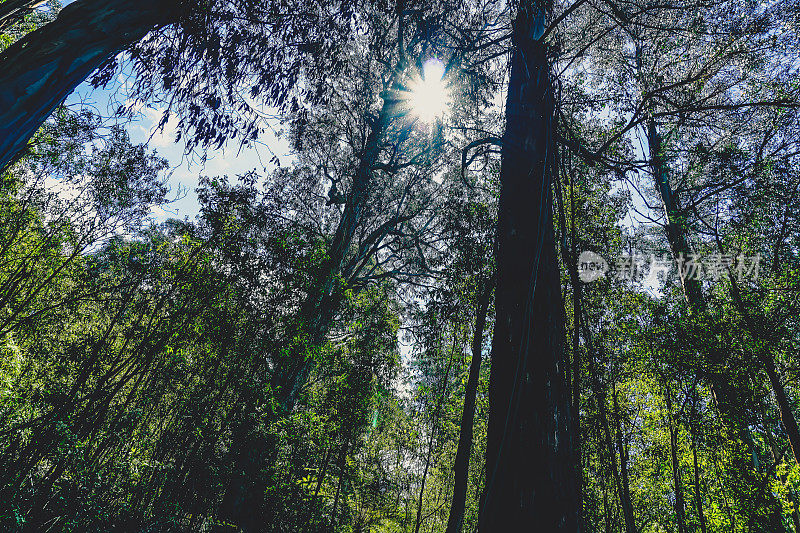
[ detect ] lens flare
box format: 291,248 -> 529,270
408,59 -> 450,123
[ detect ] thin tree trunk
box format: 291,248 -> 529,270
273,102 -> 388,411
565,147 -> 583,528
689,393 -> 708,533
584,304 -> 633,533
313,445 -> 333,502
602,483 -> 612,533
0,0 -> 178,172
445,280 -> 493,533
332,441 -> 349,527
664,382 -> 688,533
304,444 -> 334,531
760,350 -> 800,466
611,385 -> 636,533
725,271 -> 800,467
598,392 -> 631,533
762,400 -> 800,532
479,0 -> 578,529
414,333 -> 458,533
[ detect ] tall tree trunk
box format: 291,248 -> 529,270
760,353 -> 800,466
227,67 -> 400,533
0,0 -> 47,32
479,0 -> 578,529
635,43 -> 751,439
414,333 -> 458,533
273,0 -> 410,411
445,280 -> 493,533
0,0 -> 177,172
565,149 -> 584,528
272,102 -> 388,412
689,391 -> 709,533
722,266 -> 800,467
664,381 -> 688,533
585,320 -> 635,533
271,53 -> 424,412
332,441 -> 349,528
641,85 -> 784,528
611,385 -> 637,533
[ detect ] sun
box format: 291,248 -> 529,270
407,59 -> 451,124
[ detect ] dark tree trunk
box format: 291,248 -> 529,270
691,432 -> 708,533
759,350 -> 800,466
0,0 -> 178,172
611,385 -> 636,533
479,0 -> 578,529
272,102 -> 389,413
664,382 -> 688,533
690,392 -> 709,533
445,281 -> 493,533
565,153 -> 584,528
726,272 -> 800,467
414,334 -> 457,533
601,484 -> 612,533
0,0 -> 47,32
332,441 -> 349,528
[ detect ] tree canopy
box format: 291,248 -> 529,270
1,0 -> 800,531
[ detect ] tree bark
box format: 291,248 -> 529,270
690,391 -> 709,533
332,441 -> 349,527
760,353 -> 800,466
414,333 -> 457,533
479,0 -> 578,529
565,150 -> 584,528
445,281 -> 493,533
725,271 -> 800,467
611,385 -> 637,533
664,382 -> 688,533
0,0 -> 178,173
272,96 -> 391,413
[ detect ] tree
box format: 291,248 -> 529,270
0,0 -> 361,171
479,0 -> 578,529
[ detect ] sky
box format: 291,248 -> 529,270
65,70 -> 294,223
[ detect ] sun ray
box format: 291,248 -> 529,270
407,59 -> 451,123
